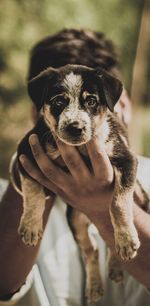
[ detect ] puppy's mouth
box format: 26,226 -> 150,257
57,124 -> 92,146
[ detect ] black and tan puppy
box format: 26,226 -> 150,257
17,63 -> 141,302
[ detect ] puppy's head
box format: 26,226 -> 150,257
28,65 -> 123,145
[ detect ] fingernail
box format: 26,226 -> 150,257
29,134 -> 38,145
19,154 -> 26,163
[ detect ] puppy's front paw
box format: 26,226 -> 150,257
115,231 -> 140,261
18,221 -> 43,246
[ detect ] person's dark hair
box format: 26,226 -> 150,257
28,28 -> 121,80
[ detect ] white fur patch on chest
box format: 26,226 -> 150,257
63,72 -> 83,96
105,140 -> 114,157
96,118 -> 114,157
96,119 -> 110,145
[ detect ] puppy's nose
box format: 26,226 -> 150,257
66,121 -> 84,137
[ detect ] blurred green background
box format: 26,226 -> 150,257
0,0 -> 149,179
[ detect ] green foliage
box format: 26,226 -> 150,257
0,0 -> 143,105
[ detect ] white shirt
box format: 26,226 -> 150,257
0,156 -> 150,306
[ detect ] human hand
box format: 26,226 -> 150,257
19,134 -> 114,221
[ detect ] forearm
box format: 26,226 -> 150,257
90,203 -> 150,288
0,182 -> 54,298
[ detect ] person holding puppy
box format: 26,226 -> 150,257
0,29 -> 150,306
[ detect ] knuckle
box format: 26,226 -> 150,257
68,158 -> 80,169
100,176 -> 114,188
43,166 -> 54,179
92,149 -> 102,160
64,153 -> 73,162
105,177 -> 113,186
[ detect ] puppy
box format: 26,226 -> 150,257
17,64 -> 141,303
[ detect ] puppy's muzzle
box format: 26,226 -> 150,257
65,121 -> 85,137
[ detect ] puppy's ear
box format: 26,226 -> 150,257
28,68 -> 56,111
96,69 -> 123,111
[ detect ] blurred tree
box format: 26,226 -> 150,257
131,0 -> 150,107
130,0 -> 150,154
0,0 -> 143,106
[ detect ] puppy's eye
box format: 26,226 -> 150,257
50,95 -> 68,117
56,101 -> 63,106
85,96 -> 98,108
53,96 -> 67,107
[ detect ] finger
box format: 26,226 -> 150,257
19,155 -> 74,204
86,137 -> 114,185
55,137 -> 90,182
19,155 -> 59,194
28,134 -> 70,189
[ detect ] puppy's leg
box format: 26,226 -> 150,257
18,174 -> 45,246
67,208 -> 103,304
108,249 -> 123,283
110,166 -> 140,261
134,179 -> 150,212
